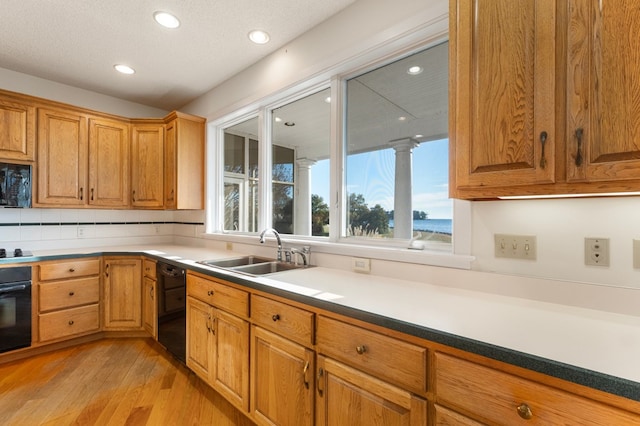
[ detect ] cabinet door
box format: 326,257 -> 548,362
212,308 -> 250,412
250,326 -> 314,426
143,276 -> 157,338
37,108 -> 87,205
567,0 -> 640,182
164,116 -> 205,210
0,97 -> 35,161
451,0 -> 556,193
186,296 -> 213,381
131,123 -> 164,208
103,258 -> 142,329
316,356 -> 426,426
88,118 -> 130,207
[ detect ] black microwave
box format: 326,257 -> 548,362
0,162 -> 31,208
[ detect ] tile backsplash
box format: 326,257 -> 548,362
0,208 -> 205,250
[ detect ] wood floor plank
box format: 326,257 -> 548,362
0,338 -> 255,426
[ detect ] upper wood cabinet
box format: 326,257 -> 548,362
565,0 -> 640,183
450,0 -> 556,197
36,108 -> 88,206
450,0 -> 640,198
0,96 -> 35,162
131,121 -> 164,208
36,109 -> 130,207
88,118 -> 130,207
164,113 -> 205,210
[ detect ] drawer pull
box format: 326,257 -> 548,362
272,314 -> 280,322
517,403 -> 533,420
69,268 -> 75,273
355,345 -> 367,355
207,290 -> 214,296
68,320 -> 75,325
69,291 -> 75,296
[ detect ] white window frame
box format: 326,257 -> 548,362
203,30 -> 473,270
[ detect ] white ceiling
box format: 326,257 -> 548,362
0,0 -> 357,111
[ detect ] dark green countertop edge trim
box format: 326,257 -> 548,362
4,250 -> 639,403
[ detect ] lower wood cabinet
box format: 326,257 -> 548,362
316,355 -> 427,426
37,258 -> 101,343
103,257 -> 142,330
142,258 -> 157,338
250,325 -> 314,426
434,352 -> 640,425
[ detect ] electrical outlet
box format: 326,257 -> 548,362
77,226 -> 86,238
226,242 -> 233,251
352,257 -> 371,273
585,238 -> 609,267
494,234 -> 537,260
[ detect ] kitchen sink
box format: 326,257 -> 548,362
197,255 -> 273,268
197,256 -> 310,276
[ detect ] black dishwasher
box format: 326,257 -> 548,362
157,262 -> 186,363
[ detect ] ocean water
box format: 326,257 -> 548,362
388,218 -> 452,235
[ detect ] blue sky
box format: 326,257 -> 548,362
310,138 -> 452,219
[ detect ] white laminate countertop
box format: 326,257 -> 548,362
23,244 -> 640,386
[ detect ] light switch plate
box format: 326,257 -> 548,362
494,234 -> 537,260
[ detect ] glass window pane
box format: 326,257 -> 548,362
224,133 -> 245,174
272,183 -> 293,234
224,181 -> 240,231
249,139 -> 259,179
271,88 -> 331,236
345,42 -> 451,242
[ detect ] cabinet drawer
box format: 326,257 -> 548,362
143,259 -> 156,279
317,315 -> 426,393
39,277 -> 99,312
187,273 -> 248,318
434,405 -> 483,426
251,294 -> 313,347
39,304 -> 100,342
39,258 -> 100,281
435,352 -> 640,425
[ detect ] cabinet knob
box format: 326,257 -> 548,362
69,291 -> 75,296
68,320 -> 75,326
516,403 -> 533,420
355,345 -> 367,355
69,268 -> 75,273
272,314 -> 280,322
207,290 -> 214,296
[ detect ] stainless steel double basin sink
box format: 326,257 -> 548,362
197,255 -> 308,276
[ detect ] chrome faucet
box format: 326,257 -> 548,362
289,246 -> 311,266
259,228 -> 283,261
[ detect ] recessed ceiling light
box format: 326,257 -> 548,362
407,66 -> 423,75
274,117 -> 282,122
414,134 -> 424,138
114,64 -> 135,75
248,30 -> 270,44
154,11 -> 180,29
398,116 -> 407,121
324,96 -> 331,103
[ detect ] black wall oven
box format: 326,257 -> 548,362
0,266 -> 32,353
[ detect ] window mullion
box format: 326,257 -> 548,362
329,76 -> 346,242
258,108 -> 272,232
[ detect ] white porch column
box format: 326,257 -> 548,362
294,158 -> 316,235
389,138 -> 419,239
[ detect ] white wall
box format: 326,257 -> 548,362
0,67 -> 167,117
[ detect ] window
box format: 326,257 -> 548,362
345,42 -> 450,244
211,41 -> 454,255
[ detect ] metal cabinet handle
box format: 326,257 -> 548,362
69,268 -> 75,273
206,313 -> 212,332
539,131 -> 547,169
150,286 -> 154,300
303,361 -> 310,389
105,264 -> 109,278
517,403 -> 533,420
272,314 -> 280,322
355,345 -> 367,355
80,187 -> 83,201
575,128 -> 584,166
69,291 -> 75,296
132,190 -> 136,202
317,367 -> 325,396
91,188 -> 94,201
168,189 -> 174,201
68,320 -> 75,325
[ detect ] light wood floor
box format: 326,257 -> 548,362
0,338 -> 254,426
